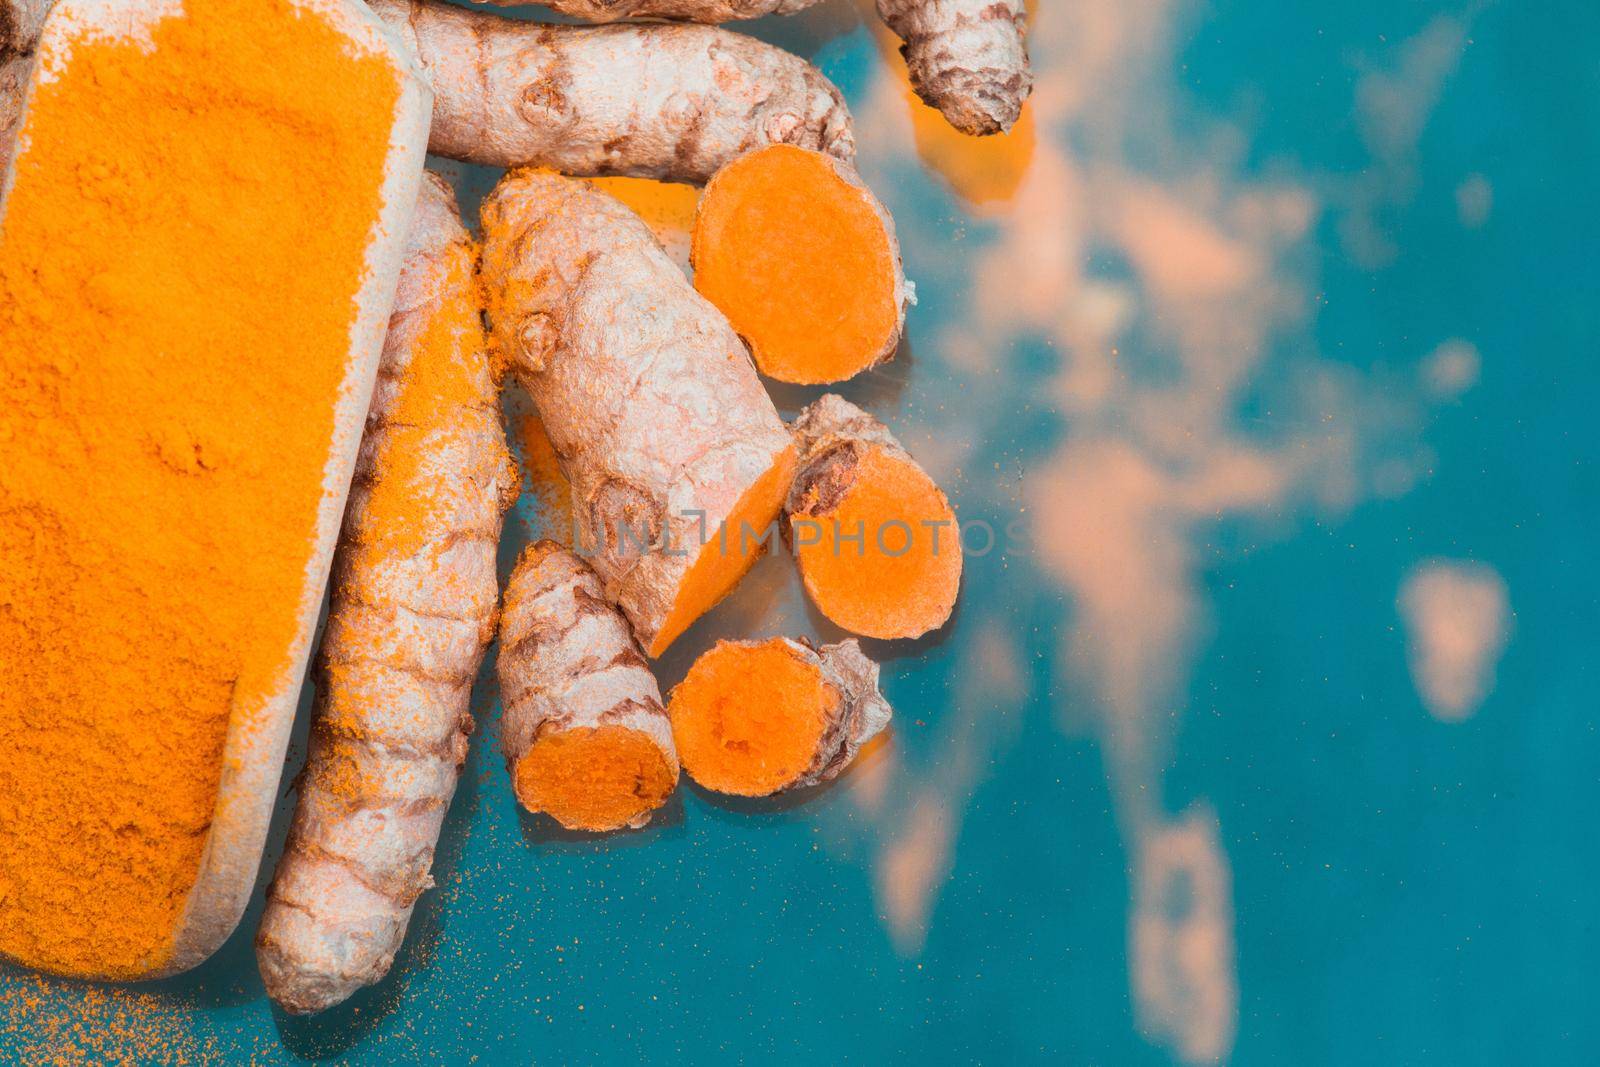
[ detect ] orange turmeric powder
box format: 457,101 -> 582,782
0,0 -> 404,979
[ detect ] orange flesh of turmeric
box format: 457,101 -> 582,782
648,442 -> 797,656
795,447 -> 961,640
668,640 -> 835,796
514,726 -> 677,833
0,1 -> 401,977
692,145 -> 898,385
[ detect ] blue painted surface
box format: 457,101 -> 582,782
3,1 -> 1597,1063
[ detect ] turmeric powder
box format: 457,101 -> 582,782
0,0 -> 416,979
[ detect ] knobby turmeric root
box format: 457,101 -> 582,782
875,0 -> 1033,136
472,0 -> 821,23
369,0 -> 854,184
498,542 -> 679,832
668,637 -> 892,796
786,395 -> 962,640
481,171 -> 796,657
588,176 -> 699,274
255,174 -> 516,1015
692,144 -> 907,385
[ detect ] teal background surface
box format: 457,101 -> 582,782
4,0 -> 1598,1063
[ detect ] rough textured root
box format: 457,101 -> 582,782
0,0 -> 49,182
497,541 -> 679,832
0,0 -> 50,54
255,173 -> 516,1015
480,170 -> 796,657
588,176 -> 698,275
875,0 -> 1032,135
787,394 -> 962,640
668,637 -> 892,796
371,0 -> 854,183
0,49 -> 28,181
692,144 -> 907,385
469,0 -> 821,24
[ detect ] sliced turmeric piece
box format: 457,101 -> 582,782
786,395 -> 962,640
668,637 -> 892,797
480,171 -> 796,657
692,144 -> 907,385
497,542 -> 679,832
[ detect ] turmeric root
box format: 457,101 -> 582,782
0,49 -> 26,180
0,0 -> 49,54
481,170 -> 796,657
369,0 -> 854,184
588,176 -> 699,275
256,174 -> 515,1015
471,0 -> 821,23
875,0 -> 1033,136
691,144 -> 907,384
497,542 -> 678,832
787,395 -> 962,640
668,637 -> 892,796
0,0 -> 48,182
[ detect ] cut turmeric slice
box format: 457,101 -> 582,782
668,637 -> 892,797
786,395 -> 962,640
692,144 -> 907,385
497,542 -> 679,832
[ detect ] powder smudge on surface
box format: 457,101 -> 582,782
514,411 -> 573,544
1398,559 -> 1511,722
0,0 -> 402,977
0,972 -> 250,1066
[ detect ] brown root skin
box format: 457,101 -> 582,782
255,174 -> 515,1015
0,49 -> 27,180
480,170 -> 795,656
370,0 -> 855,184
875,0 -> 1033,135
497,542 -> 678,832
786,395 -> 962,640
471,0 -> 821,24
0,0 -> 50,182
692,144 -> 907,385
668,637 -> 892,796
0,0 -> 50,54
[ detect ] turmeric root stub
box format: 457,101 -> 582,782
668,638 -> 892,796
787,395 -> 962,640
498,543 -> 679,832
0,0 -> 418,979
